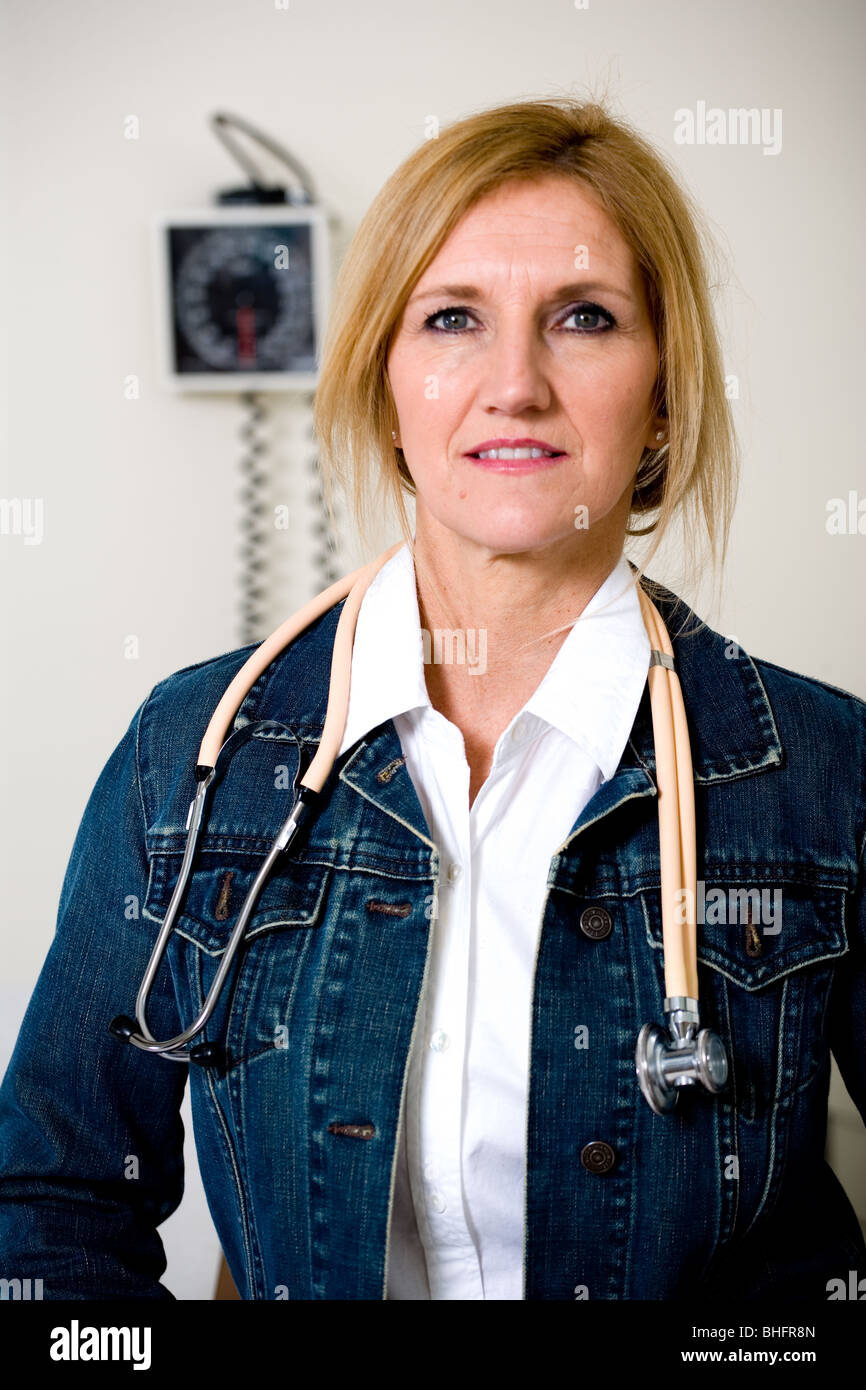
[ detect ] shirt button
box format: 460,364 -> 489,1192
429,1190 -> 447,1213
430,1030 -> 450,1052
579,905 -> 613,940
447,862 -> 462,884
580,1140 -> 617,1174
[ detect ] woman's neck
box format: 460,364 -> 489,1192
409,520 -> 625,802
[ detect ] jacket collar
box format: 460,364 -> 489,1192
622,570 -> 783,785
231,570 -> 783,846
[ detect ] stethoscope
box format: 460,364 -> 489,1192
110,544 -> 728,1116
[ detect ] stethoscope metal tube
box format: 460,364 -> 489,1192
109,544 -> 729,1113
109,776 -> 320,1064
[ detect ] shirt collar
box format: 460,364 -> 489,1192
519,556 -> 651,781
338,542 -> 428,757
338,542 -> 650,781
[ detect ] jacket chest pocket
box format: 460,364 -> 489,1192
641,875 -> 848,1123
143,846 -> 334,1067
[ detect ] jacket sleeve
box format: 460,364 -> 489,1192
828,807 -> 866,1129
0,692 -> 188,1299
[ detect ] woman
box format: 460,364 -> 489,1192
1,96 -> 864,1302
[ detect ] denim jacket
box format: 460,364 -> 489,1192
1,576 -> 865,1301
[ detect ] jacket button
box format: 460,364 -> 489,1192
579,906 -> 613,940
580,1140 -> 616,1174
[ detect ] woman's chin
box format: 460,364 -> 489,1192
426,513 -> 584,556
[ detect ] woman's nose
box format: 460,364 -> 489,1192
475,325 -> 553,415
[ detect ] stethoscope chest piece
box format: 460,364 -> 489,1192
635,998 -> 729,1116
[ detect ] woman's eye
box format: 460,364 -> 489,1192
424,307 -> 473,334
422,302 -> 616,335
561,302 -> 616,333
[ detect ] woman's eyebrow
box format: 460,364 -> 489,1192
407,280 -> 635,305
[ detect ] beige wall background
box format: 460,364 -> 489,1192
1,0 -> 864,1298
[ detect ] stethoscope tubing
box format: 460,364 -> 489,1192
196,542 -> 404,776
637,587 -> 698,1001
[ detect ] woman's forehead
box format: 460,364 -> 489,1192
411,180 -> 642,302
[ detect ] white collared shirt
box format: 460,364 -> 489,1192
337,542 -> 651,1299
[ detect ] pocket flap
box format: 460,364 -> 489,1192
643,876 -> 848,990
144,847 -> 332,954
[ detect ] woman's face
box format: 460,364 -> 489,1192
386,174 -> 664,558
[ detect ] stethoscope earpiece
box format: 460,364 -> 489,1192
189,1041 -> 224,1069
108,1014 -> 137,1043
110,1015 -> 223,1068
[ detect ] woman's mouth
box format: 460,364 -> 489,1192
464,446 -> 568,474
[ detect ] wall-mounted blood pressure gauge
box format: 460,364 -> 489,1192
153,203 -> 330,392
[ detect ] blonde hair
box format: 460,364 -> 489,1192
313,91 -> 740,630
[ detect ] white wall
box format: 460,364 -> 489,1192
2,0 -> 864,1297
